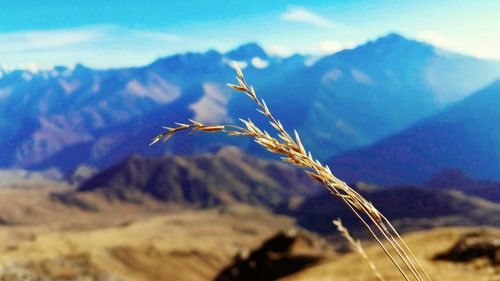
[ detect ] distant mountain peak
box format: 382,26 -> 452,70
72,63 -> 92,76
73,63 -> 88,71
379,32 -> 407,41
426,169 -> 474,189
316,32 -> 435,68
368,32 -> 431,49
225,42 -> 268,60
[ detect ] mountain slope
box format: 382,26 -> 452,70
73,147 -> 321,208
329,80 -> 500,184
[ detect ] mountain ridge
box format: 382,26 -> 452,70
1,33 -> 499,174
58,149 -> 500,238
70,146 -> 322,208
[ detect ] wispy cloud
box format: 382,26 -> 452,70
417,31 -> 457,49
265,40 -> 353,58
0,28 -> 102,53
0,25 -> 180,54
0,25 -> 180,69
137,30 -> 180,42
314,40 -> 345,54
416,30 -> 500,60
281,6 -> 336,29
266,44 -> 293,56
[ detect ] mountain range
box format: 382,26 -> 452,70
57,148 -> 500,236
1,33 -> 500,176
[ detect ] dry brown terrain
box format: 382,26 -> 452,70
0,184 -> 498,281
0,184 -> 298,280
0,200 -> 294,280
283,227 -> 500,281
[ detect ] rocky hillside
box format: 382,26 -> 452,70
74,147 -> 321,208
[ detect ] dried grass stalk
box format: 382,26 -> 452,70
150,63 -> 432,281
333,218 -> 386,281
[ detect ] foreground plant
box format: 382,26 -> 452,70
333,218 -> 386,281
150,63 -> 431,281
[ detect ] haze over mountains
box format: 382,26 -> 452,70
330,79 -> 500,184
1,32 -> 499,182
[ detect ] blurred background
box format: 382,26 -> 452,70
0,1 -> 499,280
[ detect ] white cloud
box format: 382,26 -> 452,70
417,31 -> 457,49
416,30 -> 500,60
266,45 -> 293,56
128,29 -> 180,43
315,40 -> 344,54
228,60 -> 248,70
264,40 -> 351,61
467,44 -> 500,60
1,63 -> 44,72
306,40 -> 351,56
251,57 -> 269,69
281,6 -> 336,29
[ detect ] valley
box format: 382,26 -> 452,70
0,150 -> 497,280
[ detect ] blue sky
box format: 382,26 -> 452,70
1,0 -> 499,69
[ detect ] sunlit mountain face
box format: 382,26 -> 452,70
0,33 -> 499,175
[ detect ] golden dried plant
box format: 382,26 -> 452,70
333,218 -> 386,281
150,63 -> 432,281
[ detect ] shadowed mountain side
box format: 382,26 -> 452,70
278,184 -> 500,234
72,147 -> 322,208
329,80 -> 500,185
